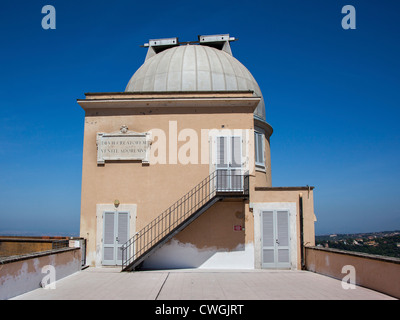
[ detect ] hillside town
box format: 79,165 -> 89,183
316,230 -> 400,258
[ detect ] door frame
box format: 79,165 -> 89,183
214,134 -> 244,191
102,211 -> 130,266
261,210 -> 291,268
252,202 -> 298,270
95,204 -> 137,267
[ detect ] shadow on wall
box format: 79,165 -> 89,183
142,239 -> 254,270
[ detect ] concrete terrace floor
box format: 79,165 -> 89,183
12,267 -> 395,300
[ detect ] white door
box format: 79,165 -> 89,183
215,136 -> 242,191
261,210 -> 290,268
102,211 -> 130,265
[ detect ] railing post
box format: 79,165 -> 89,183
169,207 -> 171,232
122,244 -> 125,270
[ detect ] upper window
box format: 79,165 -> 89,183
254,131 -> 265,168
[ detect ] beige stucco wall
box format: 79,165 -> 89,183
77,92 -> 314,270
143,200 -> 255,269
0,248 -> 81,300
79,95 -> 270,266
251,188 -> 316,270
173,201 -> 247,250
154,186 -> 316,270
305,247 -> 400,299
254,119 -> 272,187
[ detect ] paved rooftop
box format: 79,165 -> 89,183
12,267 -> 395,300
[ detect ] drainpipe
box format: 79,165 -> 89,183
299,193 -> 305,270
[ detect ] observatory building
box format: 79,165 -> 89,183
77,34 -> 316,270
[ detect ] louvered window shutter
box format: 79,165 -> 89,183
103,212 -> 115,262
277,211 -> 290,263
231,136 -> 242,168
117,212 -> 129,261
255,131 -> 265,167
262,211 -> 275,264
216,136 -> 228,168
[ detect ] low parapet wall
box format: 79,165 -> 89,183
0,236 -> 72,257
0,247 -> 81,300
305,246 -> 400,299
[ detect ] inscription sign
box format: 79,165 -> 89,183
97,126 -> 151,164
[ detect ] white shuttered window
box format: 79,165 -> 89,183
255,131 -> 265,168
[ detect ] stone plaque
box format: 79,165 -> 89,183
96,126 -> 151,164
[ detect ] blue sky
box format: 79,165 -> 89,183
0,0 -> 399,236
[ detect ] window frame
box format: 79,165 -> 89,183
254,130 -> 265,170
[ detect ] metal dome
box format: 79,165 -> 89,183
125,44 -> 266,120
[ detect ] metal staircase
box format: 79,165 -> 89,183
121,171 -> 249,271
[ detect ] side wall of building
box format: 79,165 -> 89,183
251,188 -> 316,270
80,105 -> 264,267
78,97 -> 314,270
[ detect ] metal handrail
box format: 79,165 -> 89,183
51,239 -> 69,250
121,171 -> 249,270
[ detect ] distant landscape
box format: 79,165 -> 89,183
0,230 -> 79,238
315,230 -> 400,259
1,229 -> 400,259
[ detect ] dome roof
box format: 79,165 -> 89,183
125,44 -> 266,120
